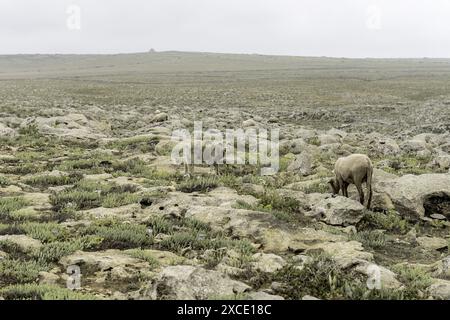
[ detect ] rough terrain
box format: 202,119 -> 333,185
0,52 -> 449,300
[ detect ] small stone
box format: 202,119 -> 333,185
430,214 -> 446,220
246,291 -> 284,300
302,295 -> 320,300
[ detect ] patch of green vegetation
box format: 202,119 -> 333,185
0,176 -> 10,187
83,220 -> 151,249
101,192 -> 141,208
8,208 -> 41,222
18,123 -> 40,137
301,179 -> 330,194
391,264 -> 433,299
378,155 -> 436,175
358,210 -> 411,234
350,230 -> 387,250
146,215 -> 175,235
23,172 -> 83,188
274,254 -> 356,299
19,222 -> 68,243
274,254 -> 405,300
306,137 -> 321,146
0,258 -> 48,286
0,197 -> 29,221
50,189 -> 101,211
50,180 -> 142,211
125,249 -> 160,269
258,190 -> 301,213
0,163 -> 48,175
0,240 -> 28,260
108,135 -> 160,153
177,176 -> 219,193
31,236 -> 102,263
0,284 -> 98,300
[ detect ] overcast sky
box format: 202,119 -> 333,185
1,0 -> 450,57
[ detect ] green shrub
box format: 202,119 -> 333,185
85,222 -> 151,249
30,236 -> 101,264
0,259 -> 47,285
350,230 -> 387,250
0,240 -> 28,260
274,254 -> 357,299
0,176 -> 10,187
101,192 -> 141,208
125,249 -> 160,268
358,210 -> 410,234
146,216 -> 174,235
177,176 -> 219,193
23,172 -> 83,188
0,284 -> 98,300
0,197 -> 29,220
391,265 -> 433,299
19,222 -> 68,243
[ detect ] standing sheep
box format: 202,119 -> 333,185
329,154 -> 373,209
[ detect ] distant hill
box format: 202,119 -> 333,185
1,51 -> 450,80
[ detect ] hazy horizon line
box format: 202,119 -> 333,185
1,49 -> 450,60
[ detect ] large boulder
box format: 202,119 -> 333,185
309,195 -> 366,226
0,235 -> 43,252
416,237 -> 448,251
354,262 -> 402,290
377,174 -> 450,219
287,152 -> 314,176
280,138 -> 308,154
145,265 -> 250,300
250,253 -> 286,273
59,250 -> 152,286
427,279 -> 450,300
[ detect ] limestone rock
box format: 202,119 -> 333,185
145,265 -> 250,300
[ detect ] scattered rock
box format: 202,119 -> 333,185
251,253 -> 286,273
302,295 -> 320,300
377,174 -> 450,219
287,152 -> 314,176
150,113 -> 169,123
427,279 -> 450,299
416,237 -> 448,251
145,265 -> 250,300
0,235 -> 43,251
246,291 -> 284,300
311,196 -> 366,226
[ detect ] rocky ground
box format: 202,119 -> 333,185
0,52 -> 449,300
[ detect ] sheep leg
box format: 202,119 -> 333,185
366,182 -> 373,210
356,183 -> 365,205
214,163 -> 219,175
338,180 -> 345,197
343,182 -> 349,198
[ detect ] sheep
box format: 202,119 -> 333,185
328,154 -> 373,209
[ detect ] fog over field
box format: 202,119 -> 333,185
1,0 -> 450,57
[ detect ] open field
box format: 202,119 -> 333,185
0,52 -> 449,300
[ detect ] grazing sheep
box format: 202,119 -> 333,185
329,154 -> 373,209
